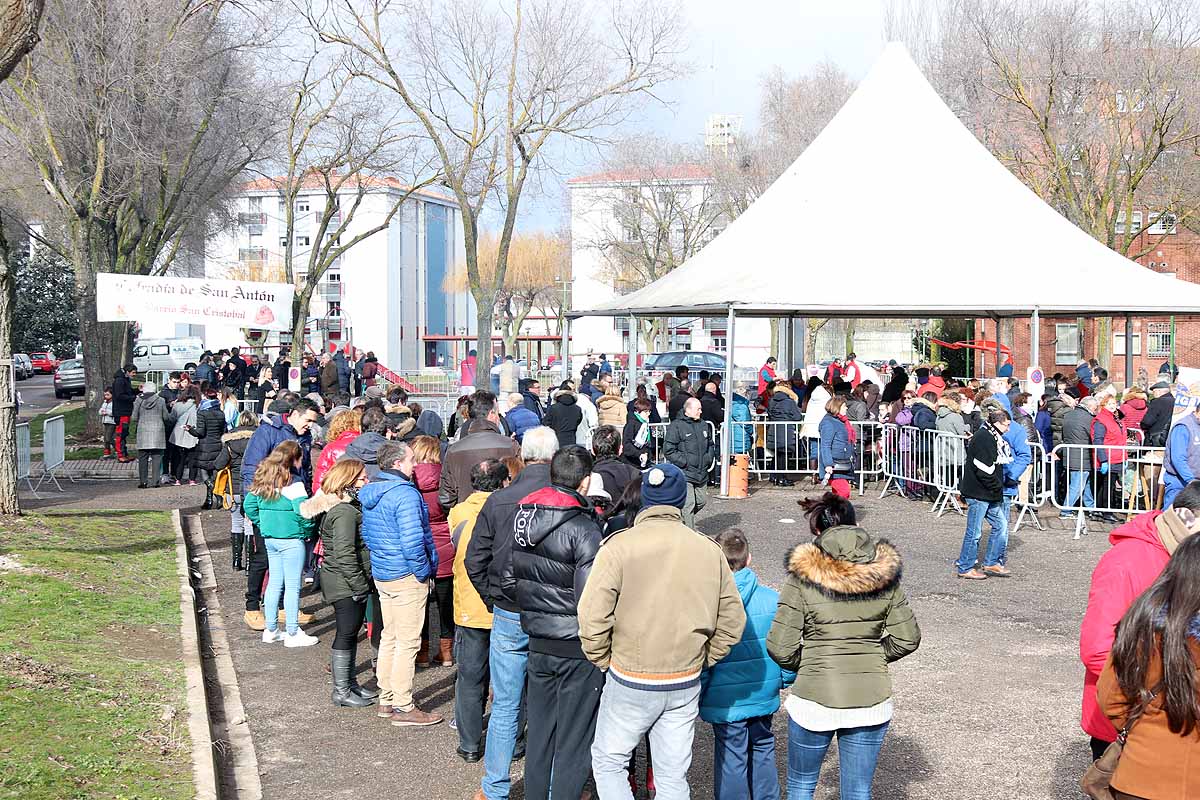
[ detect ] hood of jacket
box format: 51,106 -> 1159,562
911,397 -> 936,412
136,393 -> 166,412
597,395 -> 624,410
786,525 -> 902,600
222,427 -> 255,444
358,469 -> 416,511
300,489 -> 354,519
772,384 -> 799,403
516,486 -> 589,547
412,461 -> 441,493
555,392 -> 578,406
735,565 -> 761,605
937,394 -> 961,413
345,431 -> 387,461
416,409 -> 443,439
1122,396 -> 1147,411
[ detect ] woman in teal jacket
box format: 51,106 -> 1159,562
245,440 -> 318,647
730,392 -> 753,455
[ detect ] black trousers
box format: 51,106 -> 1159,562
420,575 -> 455,641
245,528 -> 268,611
171,446 -> 199,482
331,595 -> 367,650
1090,736 -> 1111,762
524,650 -> 604,800
454,626 -> 491,753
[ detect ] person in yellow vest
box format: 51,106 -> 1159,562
450,458 -> 512,763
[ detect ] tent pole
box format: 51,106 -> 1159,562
994,318 -> 1001,376
627,313 -> 638,400
781,316 -> 793,373
796,317 -> 807,370
1124,313 -> 1133,389
720,306 -> 736,499
1030,308 -> 1040,372
560,317 -> 571,383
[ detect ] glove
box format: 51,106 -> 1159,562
1003,478 -> 1019,489
1100,462 -> 1110,475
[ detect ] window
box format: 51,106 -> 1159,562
279,237 -> 288,249
297,199 -> 310,213
1115,91 -> 1145,114
278,197 -> 286,213
133,346 -> 147,357
1148,322 -> 1173,358
621,224 -> 637,243
297,236 -> 311,247
656,190 -> 673,209
704,353 -> 726,368
326,272 -> 341,283
1055,323 -> 1081,365
1148,212 -> 1178,235
1115,211 -> 1143,235
248,196 -> 263,212
710,337 -> 727,353
248,229 -> 261,243
151,345 -> 169,356
1112,332 -> 1142,357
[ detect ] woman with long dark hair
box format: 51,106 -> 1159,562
768,492 -> 921,800
1097,533 -> 1200,799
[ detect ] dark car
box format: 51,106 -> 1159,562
30,352 -> 60,374
644,351 -> 728,383
53,358 -> 85,399
13,354 -> 33,380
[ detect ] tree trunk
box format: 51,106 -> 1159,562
1096,316 -> 1112,371
72,229 -> 129,441
0,221 -> 20,514
474,302 -> 494,390
288,292 -> 308,368
769,319 -> 779,359
844,319 -> 856,356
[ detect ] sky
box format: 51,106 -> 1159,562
515,0 -> 892,231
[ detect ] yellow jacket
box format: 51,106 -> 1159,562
450,490 -> 493,629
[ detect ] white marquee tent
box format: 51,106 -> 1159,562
568,42 -> 1200,496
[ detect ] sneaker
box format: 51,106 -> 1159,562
302,574 -> 315,586
376,704 -> 395,718
448,717 -> 457,731
261,628 -> 284,643
389,707 -> 443,727
283,630 -> 319,648
243,610 -> 266,631
187,480 -> 198,486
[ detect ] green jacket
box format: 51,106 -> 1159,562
767,526 -> 920,709
244,483 -> 316,540
302,490 -> 371,604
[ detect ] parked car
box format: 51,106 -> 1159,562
13,354 -> 33,380
644,350 -> 728,384
30,352 -> 60,374
132,337 -> 205,373
53,359 -> 85,399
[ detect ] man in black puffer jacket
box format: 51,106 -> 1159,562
664,397 -> 717,529
511,446 -> 603,800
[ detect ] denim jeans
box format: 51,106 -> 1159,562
956,497 -> 1009,573
713,714 -> 780,800
1065,470 -> 1095,513
481,607 -> 528,800
262,538 -> 306,634
591,673 -> 701,800
786,718 -> 889,800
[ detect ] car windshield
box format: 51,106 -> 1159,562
61,360 -> 80,370
32,353 -> 48,359
651,353 -> 686,369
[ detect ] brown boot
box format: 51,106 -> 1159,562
243,610 -> 266,631
389,706 -> 443,727
437,638 -> 454,667
416,637 -> 430,668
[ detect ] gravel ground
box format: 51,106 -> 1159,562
35,478 -> 1111,798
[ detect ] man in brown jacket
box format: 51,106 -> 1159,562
438,390 -> 519,510
578,463 -> 746,800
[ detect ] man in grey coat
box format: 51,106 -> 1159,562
130,382 -> 171,489
1062,395 -> 1098,517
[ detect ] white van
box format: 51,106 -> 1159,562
133,338 -> 205,373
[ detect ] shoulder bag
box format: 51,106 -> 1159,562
1080,692 -> 1155,800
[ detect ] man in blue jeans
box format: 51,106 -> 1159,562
955,409 -> 1013,580
1062,396 -> 1099,519
464,427 -> 557,800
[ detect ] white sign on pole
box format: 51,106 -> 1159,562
96,274 -> 294,332
1170,367 -> 1200,427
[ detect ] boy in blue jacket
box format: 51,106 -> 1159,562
700,529 -> 795,800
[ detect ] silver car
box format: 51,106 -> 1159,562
13,354 -> 33,380
53,358 -> 85,399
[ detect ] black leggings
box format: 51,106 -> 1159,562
331,595 -> 367,650
420,576 -> 455,641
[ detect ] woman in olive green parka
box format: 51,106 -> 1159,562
767,492 -> 921,800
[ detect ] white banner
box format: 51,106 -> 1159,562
1171,367 -> 1200,427
96,274 -> 294,332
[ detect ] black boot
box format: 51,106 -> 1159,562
347,643 -> 379,701
332,649 -> 374,707
201,484 -> 214,510
231,532 -> 244,572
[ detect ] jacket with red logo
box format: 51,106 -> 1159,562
1079,511 -> 1168,741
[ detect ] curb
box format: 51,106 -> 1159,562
174,509 -> 219,800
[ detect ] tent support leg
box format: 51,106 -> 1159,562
781,317 -> 793,373
1124,313 -> 1133,389
561,317 -> 571,383
628,314 -> 638,400
995,318 -> 1002,376
720,306 -> 737,499
1030,308 -> 1040,373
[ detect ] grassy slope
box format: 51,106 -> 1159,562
0,512 -> 191,800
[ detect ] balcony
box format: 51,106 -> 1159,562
239,247 -> 267,264
239,212 -> 267,226
318,281 -> 342,302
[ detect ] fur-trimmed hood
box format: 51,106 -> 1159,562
936,394 -> 961,413
221,427 -> 255,444
786,526 -> 902,600
300,489 -> 352,519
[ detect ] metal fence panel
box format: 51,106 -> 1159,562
34,414 -> 67,493
16,421 -> 30,480
1050,442 -> 1165,539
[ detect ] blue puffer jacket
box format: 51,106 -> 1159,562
818,414 -> 855,477
505,406 -> 540,443
359,469 -> 437,582
241,414 -> 313,490
730,393 -> 752,455
700,568 -> 795,723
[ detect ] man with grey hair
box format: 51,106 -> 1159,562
664,397 -> 718,529
465,425 -> 556,800
1062,394 -> 1099,518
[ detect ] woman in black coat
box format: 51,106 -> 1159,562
766,382 -> 803,486
211,413 -> 258,570
193,388 -> 231,510
622,397 -> 654,469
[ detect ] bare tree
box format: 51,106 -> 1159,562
445,229 -> 569,358
0,0 -> 275,436
310,0 -> 685,387
888,0 -> 1200,363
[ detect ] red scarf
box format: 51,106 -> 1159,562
837,413 -> 857,444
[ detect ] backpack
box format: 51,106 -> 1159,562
212,466 -> 233,510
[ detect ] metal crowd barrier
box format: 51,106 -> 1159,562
1050,441 -> 1165,540
16,421 -> 36,497
34,414 -> 71,493
384,370 -> 460,397
1012,440 -> 1051,532
645,421 -> 718,465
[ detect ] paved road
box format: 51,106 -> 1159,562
17,374 -> 69,419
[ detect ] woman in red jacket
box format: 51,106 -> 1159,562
1092,394 -> 1128,519
313,409 -> 362,489
411,435 -> 454,667
1120,386 -> 1149,433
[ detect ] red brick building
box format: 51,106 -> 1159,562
974,216 -> 1200,382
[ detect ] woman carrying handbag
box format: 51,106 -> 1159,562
1087,533 -> 1200,799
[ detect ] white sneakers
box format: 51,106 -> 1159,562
262,628 -> 319,647
283,630 -> 319,648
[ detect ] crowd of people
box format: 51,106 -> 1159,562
120,341 -> 1200,799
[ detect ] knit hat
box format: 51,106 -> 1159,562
141,382 -> 156,394
1150,380 -> 1171,390
642,464 -> 687,509
364,385 -> 386,399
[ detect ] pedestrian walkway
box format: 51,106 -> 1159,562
29,458 -> 138,480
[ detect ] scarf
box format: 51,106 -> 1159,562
837,413 -> 857,444
1156,510 -> 1194,555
